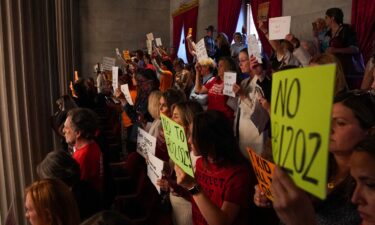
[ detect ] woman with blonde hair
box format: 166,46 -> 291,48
147,90 -> 162,137
309,53 -> 348,95
25,179 -> 80,225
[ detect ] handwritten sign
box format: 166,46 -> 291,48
269,16 -> 291,40
223,72 -> 236,97
247,34 -> 262,63
121,84 -> 134,106
146,32 -> 154,41
271,64 -> 335,199
146,40 -> 152,55
155,38 -> 163,47
248,148 -> 275,201
112,66 -> 119,92
160,114 -> 194,177
257,2 -> 270,22
102,57 -> 116,71
195,38 -> 209,62
137,128 -> 157,158
147,151 -> 164,193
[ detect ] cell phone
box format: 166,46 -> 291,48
188,28 -> 193,35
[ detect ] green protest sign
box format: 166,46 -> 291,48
271,64 -> 335,199
160,114 -> 194,177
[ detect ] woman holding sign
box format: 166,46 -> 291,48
175,110 -> 252,225
259,90 -> 375,225
194,57 -> 237,121
233,48 -> 271,158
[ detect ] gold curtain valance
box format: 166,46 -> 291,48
172,0 -> 199,17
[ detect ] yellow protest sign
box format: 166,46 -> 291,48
160,114 -> 194,177
247,148 -> 275,201
271,64 -> 335,199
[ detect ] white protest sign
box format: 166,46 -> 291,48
269,16 -> 291,40
136,128 -> 157,158
146,32 -> 154,41
196,38 -> 209,62
112,66 -> 119,92
102,57 -> 116,71
146,40 -> 152,55
120,84 -> 134,105
147,152 -> 164,193
223,72 -> 237,97
155,38 -> 163,47
248,34 -> 262,63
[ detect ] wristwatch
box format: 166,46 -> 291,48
188,184 -> 201,195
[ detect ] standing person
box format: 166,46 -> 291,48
230,32 -> 247,60
25,179 -> 80,225
213,33 -> 231,62
259,90 -> 375,225
350,135 -> 375,225
189,58 -> 215,110
152,58 -> 174,92
194,57 -> 236,121
175,110 -> 252,225
204,25 -> 216,59
233,48 -> 271,157
325,8 -> 364,79
37,150 -> 103,220
63,108 -> 103,192
173,58 -> 191,93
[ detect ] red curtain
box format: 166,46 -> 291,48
172,5 -> 199,63
250,0 -> 282,57
183,6 -> 199,63
218,0 -> 242,43
351,0 -> 375,63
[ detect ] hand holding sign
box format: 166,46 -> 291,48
112,66 -> 119,92
120,84 -> 134,106
195,38 -> 209,62
247,34 -> 262,63
155,38 -> 162,47
248,148 -> 275,201
271,64 -> 335,199
137,128 -> 157,158
223,72 -> 236,97
269,16 -> 291,40
160,114 -> 194,177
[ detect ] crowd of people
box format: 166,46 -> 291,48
24,7 -> 375,225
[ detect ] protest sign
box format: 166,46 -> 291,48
257,2 -> 270,22
271,64 -> 335,199
269,16 -> 291,40
121,84 -> 134,106
102,57 -> 116,71
147,151 -> 164,193
160,114 -> 194,177
136,128 -> 157,158
248,34 -> 262,63
223,72 -> 236,97
155,38 -> 162,47
112,66 -> 119,92
146,32 -> 154,41
146,40 -> 152,55
248,147 -> 275,201
195,38 -> 209,62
